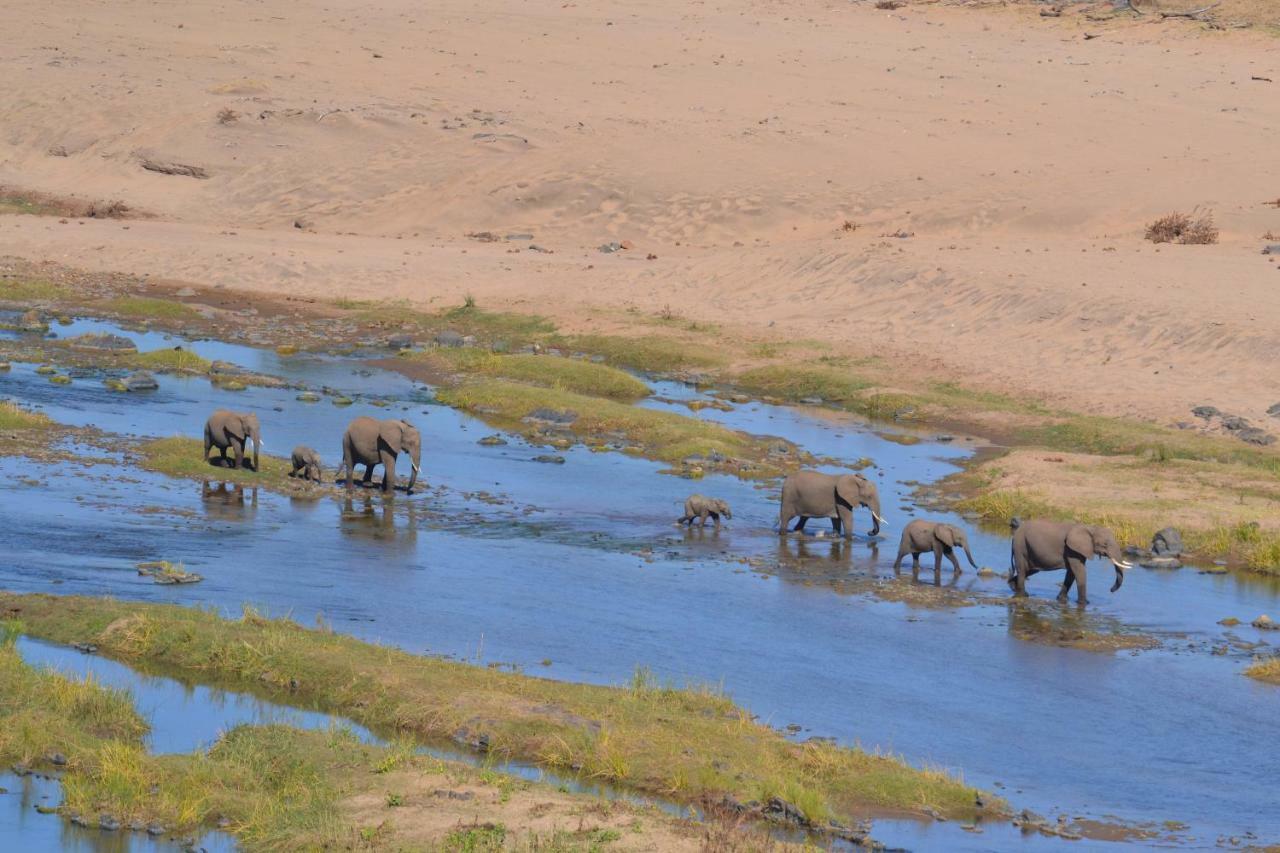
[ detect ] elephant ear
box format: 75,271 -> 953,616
1065,524 -> 1095,558
935,525 -> 956,548
380,421 -> 405,453
835,475 -> 863,507
225,416 -> 247,441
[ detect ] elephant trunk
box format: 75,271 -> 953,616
251,426 -> 261,471
406,446 -> 421,493
866,494 -> 883,537
1107,545 -> 1132,592
963,543 -> 979,569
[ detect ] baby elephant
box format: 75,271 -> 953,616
893,519 -> 979,579
289,446 -> 323,483
678,494 -> 732,527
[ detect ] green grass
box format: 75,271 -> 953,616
350,302 -> 555,349
0,594 -> 996,826
129,348 -> 213,373
437,379 -> 795,474
137,437 -> 291,486
0,400 -> 52,430
407,349 -> 650,402
1246,657 -> 1280,685
0,191 -> 59,216
735,365 -> 871,405
552,334 -> 723,374
0,278 -> 70,302
96,297 -> 200,322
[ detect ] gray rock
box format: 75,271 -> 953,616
504,233 -> 534,241
175,287 -> 196,297
1152,527 -> 1184,557
47,752 -> 67,766
146,823 -> 165,836
598,241 -> 623,253
532,454 -> 566,464
1140,556 -> 1181,570
68,333 -> 137,353
1262,244 -> 1280,255
435,329 -> 465,348
1253,614 -> 1279,630
524,408 -> 577,425
477,435 -> 508,446
296,391 -> 321,403
1237,427 -> 1276,446
799,396 -> 823,405
1191,405 -> 1220,420
385,333 -> 414,350
122,371 -> 159,392
1221,414 -> 1250,431
209,360 -> 245,376
99,815 -> 121,831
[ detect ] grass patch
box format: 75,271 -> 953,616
735,365 -> 870,405
351,302 -> 555,349
0,594 -> 996,826
0,277 -> 71,302
1246,658 -> 1280,686
129,348 -> 213,373
95,297 -> 199,322
553,334 -> 723,374
0,400 -> 52,430
136,437 -> 292,486
437,379 -> 793,474
0,192 -> 60,216
410,349 -> 650,402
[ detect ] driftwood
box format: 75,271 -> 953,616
1158,0 -> 1221,17
139,157 -> 210,179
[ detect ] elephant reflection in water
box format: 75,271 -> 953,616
201,481 -> 258,521
340,495 -> 418,548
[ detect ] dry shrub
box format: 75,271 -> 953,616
875,0 -> 905,8
217,107 -> 239,124
1145,210 -> 1219,245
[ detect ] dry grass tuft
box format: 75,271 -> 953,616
1144,210 -> 1219,245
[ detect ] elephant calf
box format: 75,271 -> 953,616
893,519 -> 979,580
289,446 -> 323,483
678,494 -> 732,527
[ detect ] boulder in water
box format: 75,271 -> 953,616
122,371 -> 159,392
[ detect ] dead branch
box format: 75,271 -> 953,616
1159,1 -> 1221,18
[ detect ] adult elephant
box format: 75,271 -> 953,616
203,410 -> 262,471
778,470 -> 886,539
1009,519 -> 1134,605
337,417 -> 421,494
893,519 -> 979,577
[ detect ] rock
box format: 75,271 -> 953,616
73,642 -> 97,653
68,333 -> 137,353
525,408 -> 577,425
35,364 -> 57,375
477,435 -> 507,446
976,567 -> 1002,578
209,360 -> 244,376
1268,402 -> 1280,418
1140,556 -> 1181,570
385,333 -> 414,350
175,287 -> 196,297
104,378 -> 128,392
598,241 -> 623,253
532,454 -> 566,464
1236,427 -> 1276,446
49,374 -> 72,385
330,396 -> 354,407
1151,527 -> 1184,557
122,371 -> 159,392
490,339 -> 510,353
1263,244 -> 1280,255
47,752 -> 67,766
799,396 -> 823,405
18,309 -> 48,333
275,344 -> 298,356
216,816 -> 232,829
1199,566 -> 1228,575
0,362 -> 10,371
505,233 -> 534,241
1252,615 -> 1279,630
99,814 -> 121,831
1218,617 -> 1240,626
35,804 -> 58,814
128,820 -> 146,832
1191,405 -> 1220,420
296,391 -> 321,403
1221,415 -> 1251,431
69,813 -> 88,826
763,796 -> 810,827
146,823 -> 165,836
935,434 -> 955,442
215,379 -> 247,391
434,330 -> 465,348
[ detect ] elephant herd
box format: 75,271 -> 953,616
203,410 -> 1131,605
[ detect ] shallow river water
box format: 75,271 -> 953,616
2,320 -> 1278,849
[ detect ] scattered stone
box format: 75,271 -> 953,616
209,360 -> 244,376
330,395 -> 354,407
1191,405 -> 1220,420
385,333 -> 414,350
146,823 -> 165,836
137,561 -> 203,584
73,642 -> 97,653
1151,527 -> 1184,557
1263,244 -> 1280,255
799,396 -> 823,405
505,233 -> 534,241
1252,615 -> 1279,630
99,814 -> 121,831
35,364 -> 57,375
68,333 -> 137,353
296,391 -> 321,403
1140,556 -> 1181,570
138,157 -> 209,179
49,374 -> 72,385
69,813 -> 89,826
1218,617 -> 1240,626
1236,427 -> 1276,446
35,804 -> 58,814
433,789 -> 475,801
122,371 -> 159,392
46,752 -> 67,766
435,329 -> 465,348
598,241 -> 623,253
1267,402 -> 1280,418
532,454 -> 566,464
1221,415 -> 1250,431
465,231 -> 500,242
976,567 -> 1003,578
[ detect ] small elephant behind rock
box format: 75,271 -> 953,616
893,520 -> 979,579
678,494 -> 732,527
290,446 -> 323,483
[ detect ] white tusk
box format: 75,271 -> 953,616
1116,560 -> 1134,569
872,512 -> 889,528
411,462 -> 420,474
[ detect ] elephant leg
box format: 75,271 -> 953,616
836,505 -> 853,540
232,439 -> 244,470
1059,568 -> 1075,602
203,426 -> 213,461
380,450 -> 397,493
793,516 -> 809,533
699,510 -> 710,527
947,548 -> 962,576
1065,556 -> 1088,605
830,515 -> 842,535
934,545 -> 945,576
1011,547 -> 1030,597
779,503 -> 794,535
341,447 -> 354,490
893,545 -> 907,570
710,511 -> 720,527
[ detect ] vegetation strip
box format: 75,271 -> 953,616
0,593 -> 996,832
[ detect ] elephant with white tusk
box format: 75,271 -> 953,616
778,470 -> 886,539
894,519 -> 979,579
203,410 -> 262,471
1009,519 -> 1133,605
336,416 -> 421,494
677,494 -> 732,527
